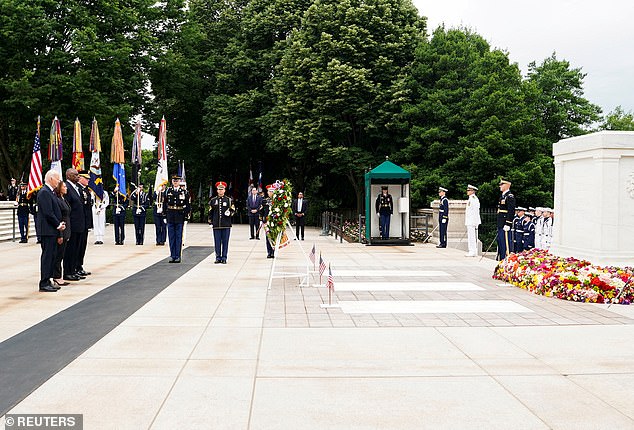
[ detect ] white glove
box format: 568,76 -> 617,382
115,208 -> 121,214
136,209 -> 141,215
503,225 -> 510,232
224,209 -> 231,216
376,213 -> 380,217
441,219 -> 447,224
163,219 -> 167,224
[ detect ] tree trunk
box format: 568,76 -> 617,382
346,170 -> 363,215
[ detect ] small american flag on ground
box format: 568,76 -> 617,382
309,244 -> 316,264
326,264 -> 334,290
319,253 -> 326,276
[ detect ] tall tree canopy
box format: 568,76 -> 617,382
266,0 -> 426,211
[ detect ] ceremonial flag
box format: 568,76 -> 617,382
309,244 -> 316,264
257,166 -> 263,193
326,264 -> 334,290
111,118 -> 126,200
154,116 -> 168,192
178,160 -> 186,185
131,120 -> 142,184
88,118 -> 104,201
319,252 -> 326,275
48,116 -> 63,176
27,117 -> 43,198
71,118 -> 84,171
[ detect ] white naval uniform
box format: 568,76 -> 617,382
92,191 -> 109,242
464,193 -> 481,256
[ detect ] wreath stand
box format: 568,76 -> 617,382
267,220 -> 318,290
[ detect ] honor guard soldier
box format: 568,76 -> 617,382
261,184 -> 275,258
152,184 -> 167,246
92,189 -> 109,245
522,212 -> 536,250
375,186 -> 393,239
208,181 -> 235,264
112,184 -> 128,245
542,208 -> 553,250
8,178 -> 18,201
464,184 -> 481,257
76,171 -> 93,277
164,174 -> 190,263
512,207 -> 526,253
16,182 -> 30,242
437,187 -> 449,248
130,184 -> 149,245
496,179 -> 516,260
533,207 -> 545,249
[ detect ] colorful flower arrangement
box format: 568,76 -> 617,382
266,179 -> 293,244
493,249 -> 634,304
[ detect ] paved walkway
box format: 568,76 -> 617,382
1,224 -> 634,429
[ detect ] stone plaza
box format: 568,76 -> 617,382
1,223 -> 634,429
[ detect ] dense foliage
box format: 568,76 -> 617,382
1,0 -> 614,215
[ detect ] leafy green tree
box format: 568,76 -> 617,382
600,106 -> 634,131
0,0 -> 182,189
526,52 -> 602,142
399,27 -> 552,208
267,0 -> 426,212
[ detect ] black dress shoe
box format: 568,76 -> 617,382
19,239 -> 27,243
173,259 -> 181,263
256,237 -> 260,240
39,285 -> 57,292
63,275 -> 81,281
436,244 -> 446,248
169,259 -> 176,263
221,261 -> 227,264
267,254 -> 274,259
77,270 -> 91,276
249,237 -> 255,240
73,273 -> 87,279
214,260 -> 221,264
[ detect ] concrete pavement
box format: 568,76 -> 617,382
1,223 -> 634,429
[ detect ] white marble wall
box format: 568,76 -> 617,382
550,131 -> 634,266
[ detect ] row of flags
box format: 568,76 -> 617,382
26,116 -> 170,203
308,244 -> 334,290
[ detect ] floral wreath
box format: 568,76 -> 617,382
266,179 -> 293,244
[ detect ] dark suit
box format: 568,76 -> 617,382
246,194 -> 262,239
63,180 -> 85,277
291,198 -> 308,239
37,185 -> 62,288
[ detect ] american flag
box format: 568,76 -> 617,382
319,253 -> 326,276
27,117 -> 43,198
309,244 -> 316,264
326,264 -> 334,290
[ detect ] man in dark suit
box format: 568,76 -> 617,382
291,191 -> 308,240
246,187 -> 262,240
63,168 -> 86,281
37,170 -> 66,292
75,171 -> 93,276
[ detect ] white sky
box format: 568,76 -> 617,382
413,0 -> 634,115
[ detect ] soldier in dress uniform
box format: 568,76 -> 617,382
151,184 -> 167,246
130,184 -> 149,245
163,174 -> 190,263
464,184 -> 481,257
261,184 -> 275,258
375,186 -> 393,239
91,188 -> 109,245
208,181 -> 235,264
16,182 -> 30,243
512,207 -> 526,253
533,207 -> 544,249
7,178 -> 18,201
76,171 -> 93,277
542,208 -> 553,250
496,179 -> 516,260
112,184 -> 128,245
437,187 -> 449,248
522,212 -> 536,250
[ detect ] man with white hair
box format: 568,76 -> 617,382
37,170 -> 66,292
